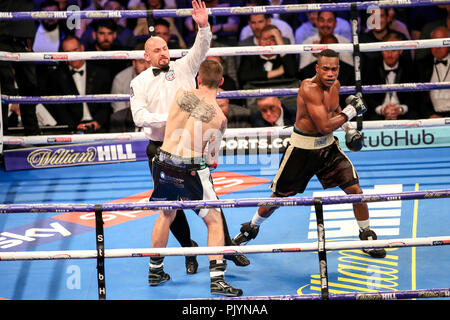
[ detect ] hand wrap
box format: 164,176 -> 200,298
341,95 -> 367,120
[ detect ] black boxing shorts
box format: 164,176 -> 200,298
149,149 -> 218,218
271,127 -> 359,197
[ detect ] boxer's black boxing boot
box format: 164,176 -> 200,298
210,260 -> 243,297
148,257 -> 170,286
359,229 -> 387,258
231,222 -> 260,246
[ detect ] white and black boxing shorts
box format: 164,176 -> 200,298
150,150 -> 218,218
271,127 -> 359,197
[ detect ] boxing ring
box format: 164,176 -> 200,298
1,0 -> 450,303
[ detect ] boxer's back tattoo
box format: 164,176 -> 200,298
177,91 -> 216,123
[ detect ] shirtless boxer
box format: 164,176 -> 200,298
148,60 -> 243,296
232,49 -> 386,259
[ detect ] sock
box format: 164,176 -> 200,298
209,259 -> 226,280
357,219 -> 370,231
250,211 -> 267,228
149,257 -> 164,273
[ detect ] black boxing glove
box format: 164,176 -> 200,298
345,128 -> 363,152
341,95 -> 367,121
342,122 -> 363,152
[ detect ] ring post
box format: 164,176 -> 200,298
146,10 -> 155,36
350,2 -> 363,132
94,204 -> 106,300
314,197 -> 329,300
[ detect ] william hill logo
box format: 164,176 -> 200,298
27,144 -> 137,168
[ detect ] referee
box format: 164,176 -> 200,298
130,1 -> 249,281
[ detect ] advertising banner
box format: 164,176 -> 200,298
219,126 -> 450,155
3,140 -> 148,171
3,126 -> 450,171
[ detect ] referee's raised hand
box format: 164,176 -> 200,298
191,0 -> 208,28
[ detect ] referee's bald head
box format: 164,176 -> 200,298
144,36 -> 170,68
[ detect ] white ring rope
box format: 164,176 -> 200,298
1,1 -> 449,302
3,118 -> 448,145
1,236 -> 449,261
1,38 -> 449,61
4,82 -> 450,105
3,0 -> 450,22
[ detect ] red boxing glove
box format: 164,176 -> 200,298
208,161 -> 218,171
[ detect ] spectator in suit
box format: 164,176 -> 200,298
239,13 -> 295,45
43,35 -> 113,133
361,7 -> 411,41
386,7 -> 411,40
32,0 -> 72,53
104,1 -> 136,49
88,19 -> 121,52
30,0 -> 75,130
0,0 -> 41,136
153,18 -> 182,49
363,33 -> 418,120
294,10 -> 319,46
217,89 -> 251,128
359,7 -> 408,64
299,11 -> 354,71
236,13 -> 292,82
251,96 -> 296,127
80,1 -> 136,50
238,24 -> 297,88
109,43 -> 150,133
409,4 -> 448,41
415,5 -> 450,61
85,19 -> 130,78
415,26 -> 450,118
294,1 -> 352,46
75,0 -> 108,39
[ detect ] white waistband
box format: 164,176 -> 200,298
289,131 -> 334,150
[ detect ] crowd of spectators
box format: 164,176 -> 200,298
1,0 -> 450,135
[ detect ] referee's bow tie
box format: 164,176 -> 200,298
384,68 -> 398,75
153,66 -> 170,76
435,59 -> 448,66
70,68 -> 84,76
